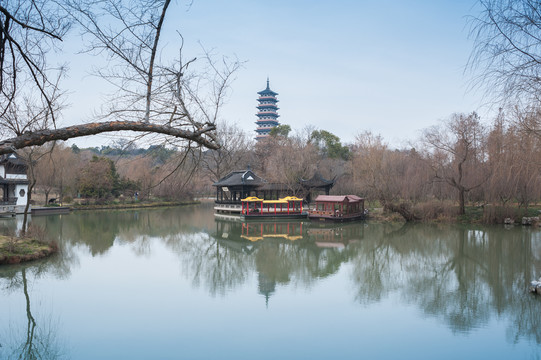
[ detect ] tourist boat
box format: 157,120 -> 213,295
241,196 -> 308,220
308,195 -> 365,222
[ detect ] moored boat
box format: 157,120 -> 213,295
308,195 -> 365,222
241,196 -> 308,220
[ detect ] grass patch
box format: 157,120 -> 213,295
456,206 -> 485,224
0,235 -> 57,265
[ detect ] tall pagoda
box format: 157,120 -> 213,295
255,78 -> 280,140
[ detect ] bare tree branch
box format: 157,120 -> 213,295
0,121 -> 218,155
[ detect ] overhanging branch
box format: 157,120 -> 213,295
0,120 -> 219,154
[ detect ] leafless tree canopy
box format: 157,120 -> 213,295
422,112 -> 488,215
0,0 -> 69,134
0,0 -> 240,155
469,0 -> 541,104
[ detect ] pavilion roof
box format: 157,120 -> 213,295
0,153 -> 27,167
213,170 -> 266,187
299,173 -> 335,188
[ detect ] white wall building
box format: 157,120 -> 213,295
0,153 -> 30,214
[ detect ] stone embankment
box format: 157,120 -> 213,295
530,278 -> 541,294
504,217 -> 540,226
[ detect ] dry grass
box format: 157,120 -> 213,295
0,235 -> 57,265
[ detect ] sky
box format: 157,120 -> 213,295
60,0 -> 486,149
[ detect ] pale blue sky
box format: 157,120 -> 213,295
62,0 -> 485,148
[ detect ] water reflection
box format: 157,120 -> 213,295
347,223 -> 541,341
1,205 -> 541,352
213,219 -> 362,296
211,219 -> 541,343
0,262 -> 67,359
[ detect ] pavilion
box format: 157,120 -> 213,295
213,169 -> 334,214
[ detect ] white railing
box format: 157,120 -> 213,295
6,174 -> 27,180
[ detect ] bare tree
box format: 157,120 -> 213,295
422,112 -> 489,215
0,0 -> 69,133
262,135 -> 318,195
351,131 -> 427,220
201,121 -> 253,182
0,0 -> 241,155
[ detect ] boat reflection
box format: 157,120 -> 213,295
213,218 -> 362,306
241,221 -> 305,242
308,222 -> 365,248
214,218 -> 365,250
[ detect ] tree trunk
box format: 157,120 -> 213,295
22,177 -> 35,236
458,187 -> 466,215
22,268 -> 37,358
44,189 -> 50,206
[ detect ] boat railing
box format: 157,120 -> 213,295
309,209 -> 337,216
245,208 -> 303,214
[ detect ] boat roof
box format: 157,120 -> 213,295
241,196 -> 303,203
281,196 -> 303,201
314,195 -> 363,203
241,196 -> 264,202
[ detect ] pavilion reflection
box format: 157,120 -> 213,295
214,217 -> 365,246
212,218 -> 364,306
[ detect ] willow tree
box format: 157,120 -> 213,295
469,0 -> 541,141
470,0 -> 541,102
0,0 -> 238,154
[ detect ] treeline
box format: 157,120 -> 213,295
202,114 -> 541,224
72,143 -> 176,163
32,110 -> 541,223
31,143 -> 198,204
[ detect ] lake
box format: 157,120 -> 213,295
1,203 -> 541,359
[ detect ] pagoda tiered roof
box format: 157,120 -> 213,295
258,96 -> 279,101
257,103 -> 279,109
255,78 -> 280,140
257,79 -> 278,96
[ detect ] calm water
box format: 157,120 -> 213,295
1,203 -> 541,359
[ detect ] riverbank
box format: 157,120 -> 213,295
365,203 -> 541,225
0,236 -> 58,265
70,200 -> 199,211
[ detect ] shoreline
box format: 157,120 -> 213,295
0,236 -> 58,265
69,200 -> 200,211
